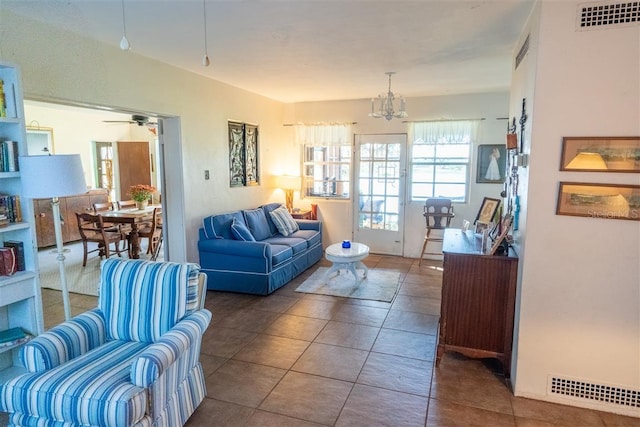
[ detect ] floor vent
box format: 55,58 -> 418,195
549,376 -> 639,408
515,34 -> 530,70
577,1 -> 639,30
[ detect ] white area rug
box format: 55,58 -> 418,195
295,267 -> 401,302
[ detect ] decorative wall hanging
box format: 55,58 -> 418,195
556,182 -> 640,221
560,136 -> 640,172
228,121 -> 259,187
476,144 -> 507,183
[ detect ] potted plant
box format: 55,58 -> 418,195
129,184 -> 156,210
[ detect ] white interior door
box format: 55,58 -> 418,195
353,134 -> 407,255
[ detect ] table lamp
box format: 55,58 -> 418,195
276,175 -> 301,212
20,154 -> 87,320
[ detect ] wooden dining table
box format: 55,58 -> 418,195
99,205 -> 160,259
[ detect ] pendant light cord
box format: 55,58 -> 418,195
121,0 -> 128,37
203,0 -> 209,56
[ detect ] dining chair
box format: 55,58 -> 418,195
75,212 -> 126,266
93,201 -> 129,249
116,199 -> 136,210
419,198 -> 455,266
137,207 -> 162,257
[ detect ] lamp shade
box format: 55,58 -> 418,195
20,155 -> 87,198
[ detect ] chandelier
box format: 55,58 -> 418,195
369,72 -> 407,121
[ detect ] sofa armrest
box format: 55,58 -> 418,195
130,309 -> 212,387
296,219 -> 322,232
198,238 -> 272,258
21,309 -> 107,372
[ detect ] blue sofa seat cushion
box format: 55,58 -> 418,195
243,208 -> 273,241
203,211 -> 246,240
289,229 -> 322,248
0,339 -> 149,426
231,218 -> 255,241
270,244 -> 293,266
263,237 -> 307,255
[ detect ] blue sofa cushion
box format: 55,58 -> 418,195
243,208 -> 272,241
261,203 -> 284,236
270,244 -> 293,266
203,211 -> 246,240
269,206 -> 300,237
289,229 -> 322,248
231,218 -> 255,241
263,237 -> 307,256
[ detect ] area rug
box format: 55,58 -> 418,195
295,267 -> 401,302
38,243 -> 101,296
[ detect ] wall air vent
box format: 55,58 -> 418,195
515,34 -> 530,70
549,375 -> 639,409
577,1 -> 639,30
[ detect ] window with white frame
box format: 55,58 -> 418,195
409,120 -> 480,203
297,124 -> 352,199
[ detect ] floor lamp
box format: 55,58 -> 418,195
20,154 -> 87,321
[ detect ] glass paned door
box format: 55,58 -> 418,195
354,134 -> 406,255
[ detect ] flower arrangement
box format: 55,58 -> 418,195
128,184 -> 156,202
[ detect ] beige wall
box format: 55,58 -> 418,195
510,1 -> 639,416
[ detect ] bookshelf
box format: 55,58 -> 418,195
0,62 -> 44,379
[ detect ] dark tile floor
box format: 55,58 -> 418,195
24,255 -> 640,426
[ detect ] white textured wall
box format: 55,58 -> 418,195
510,1 -> 640,416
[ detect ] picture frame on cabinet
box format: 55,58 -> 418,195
560,136 -> 640,172
489,214 -> 513,255
26,126 -> 54,155
475,197 -> 501,224
556,182 -> 640,221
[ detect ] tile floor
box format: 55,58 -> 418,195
13,255 -> 640,426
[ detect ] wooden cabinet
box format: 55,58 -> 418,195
437,228 -> 518,380
34,189 -> 109,248
0,62 -> 44,380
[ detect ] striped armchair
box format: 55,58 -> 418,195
0,258 -> 211,427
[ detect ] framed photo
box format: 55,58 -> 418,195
26,126 -> 55,155
556,182 -> 640,221
475,197 -> 501,224
490,214 -> 513,255
560,136 -> 640,172
476,144 -> 507,183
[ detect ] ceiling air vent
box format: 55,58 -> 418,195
577,1 -> 639,30
549,375 -> 639,409
515,34 -> 530,70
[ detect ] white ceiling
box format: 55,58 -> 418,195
4,0 -> 534,103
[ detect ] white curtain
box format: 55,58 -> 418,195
411,120 -> 481,144
294,123 -> 352,146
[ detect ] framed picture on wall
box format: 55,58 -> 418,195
556,182 -> 640,221
228,121 -> 246,187
476,144 -> 507,183
560,136 -> 640,172
244,124 -> 259,186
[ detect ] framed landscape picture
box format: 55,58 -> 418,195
560,136 -> 640,172
556,182 -> 640,221
476,144 -> 507,183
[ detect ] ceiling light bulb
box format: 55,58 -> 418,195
120,35 -> 130,51
202,54 -> 210,67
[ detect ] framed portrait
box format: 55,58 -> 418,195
475,197 -> 501,224
556,182 -> 640,221
560,136 -> 640,172
476,144 -> 506,183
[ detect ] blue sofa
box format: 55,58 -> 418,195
198,202 -> 323,295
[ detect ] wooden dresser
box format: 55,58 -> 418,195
33,189 -> 109,248
437,228 -> 518,379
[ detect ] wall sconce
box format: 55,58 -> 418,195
275,175 -> 301,212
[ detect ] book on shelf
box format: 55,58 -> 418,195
0,79 -> 6,118
0,246 -> 16,276
0,194 -> 21,223
0,140 -> 18,172
0,327 -> 31,349
3,240 -> 24,271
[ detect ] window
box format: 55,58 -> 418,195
296,124 -> 352,199
410,120 -> 480,203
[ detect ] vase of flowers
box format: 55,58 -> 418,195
129,184 -> 156,210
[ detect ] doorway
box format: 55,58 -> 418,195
353,134 -> 407,255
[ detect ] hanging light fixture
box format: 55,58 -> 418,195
369,72 -> 407,121
119,0 -> 131,51
202,0 -> 210,66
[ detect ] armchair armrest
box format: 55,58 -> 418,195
21,309 -> 107,372
130,309 -> 212,387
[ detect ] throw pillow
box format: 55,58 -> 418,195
231,218 -> 255,241
269,206 -> 299,237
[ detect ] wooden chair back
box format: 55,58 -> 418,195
117,200 -> 136,210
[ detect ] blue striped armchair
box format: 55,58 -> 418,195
0,258 -> 212,427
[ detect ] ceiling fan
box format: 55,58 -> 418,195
103,114 -> 157,127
